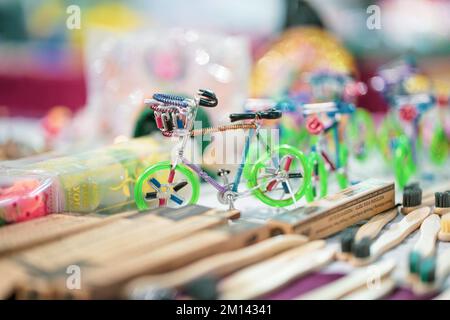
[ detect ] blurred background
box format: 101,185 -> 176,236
0,0 -> 450,224
0,0 -> 449,155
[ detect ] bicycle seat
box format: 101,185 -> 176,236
229,109 -> 282,122
217,169 -> 231,176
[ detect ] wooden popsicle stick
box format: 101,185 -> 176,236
50,222 -> 270,299
17,218 -> 169,272
297,259 -> 396,300
220,247 -> 336,300
341,276 -> 396,300
18,206 -> 217,266
23,231 -> 230,299
218,241 -> 326,293
412,214 -> 440,258
15,210 -> 183,268
354,207 -> 398,242
57,207 -> 229,265
13,208 -> 240,298
351,207 -> 431,266
0,211 -> 137,257
17,209 -> 230,272
124,234 -> 308,294
88,215 -> 229,264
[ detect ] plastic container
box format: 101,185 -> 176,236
0,136 -> 171,224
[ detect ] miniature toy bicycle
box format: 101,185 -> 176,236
380,93 -> 434,189
429,92 -> 449,165
134,89 -> 311,210
302,101 -> 355,202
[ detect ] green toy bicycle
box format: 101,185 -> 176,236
301,101 -> 354,202
134,89 -> 311,210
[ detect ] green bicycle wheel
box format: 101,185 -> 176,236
430,126 -> 449,165
336,144 -> 349,189
378,114 -> 405,163
248,145 -> 311,207
393,136 -> 416,190
305,151 -> 328,202
134,161 -> 200,210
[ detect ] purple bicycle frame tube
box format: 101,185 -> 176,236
181,157 -> 228,193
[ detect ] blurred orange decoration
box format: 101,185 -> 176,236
250,27 -> 356,98
41,106 -> 72,140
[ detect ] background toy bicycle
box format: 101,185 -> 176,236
245,70 -> 370,201
302,101 -> 355,201
374,56 -> 450,189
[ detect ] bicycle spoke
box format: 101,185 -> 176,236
270,156 -> 279,170
149,177 -> 162,190
264,168 -> 277,175
159,198 -> 167,207
173,181 -> 188,192
281,181 -> 290,194
284,179 -> 299,209
288,172 -> 303,179
145,192 -> 158,200
257,173 -> 277,180
281,155 -> 293,171
170,193 -> 185,205
266,178 -> 280,191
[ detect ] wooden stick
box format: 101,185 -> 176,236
123,234 -> 308,294
218,241 -> 326,293
297,259 -> 395,300
16,207 -> 232,272
354,207 -> 398,242
13,206 -> 242,298
220,246 -> 336,300
0,211 -> 137,257
412,214 -> 440,258
50,221 -> 271,299
350,207 -> 431,266
88,215 -> 231,264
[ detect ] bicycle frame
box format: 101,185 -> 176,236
302,102 -> 346,171
393,94 -> 434,163
171,106 -> 276,199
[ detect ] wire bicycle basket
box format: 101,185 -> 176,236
145,94 -> 190,137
